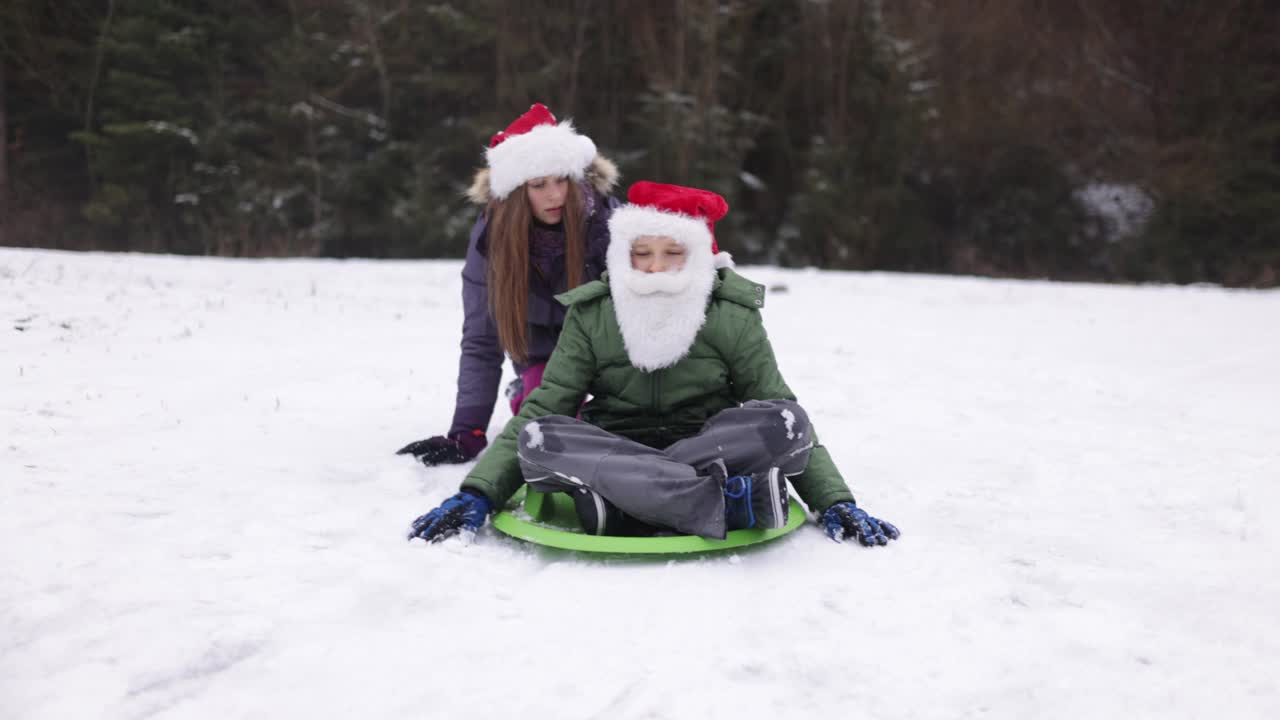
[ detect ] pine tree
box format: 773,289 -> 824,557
0,0 -> 105,248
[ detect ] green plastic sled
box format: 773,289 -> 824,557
490,487 -> 807,554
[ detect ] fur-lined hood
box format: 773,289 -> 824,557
465,155 -> 620,205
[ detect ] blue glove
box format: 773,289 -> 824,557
407,489 -> 493,542
822,501 -> 900,546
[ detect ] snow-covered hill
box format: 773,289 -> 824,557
3,248 -> 1277,719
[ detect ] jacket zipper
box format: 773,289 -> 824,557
651,368 -> 662,413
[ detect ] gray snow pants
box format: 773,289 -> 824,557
516,399 -> 814,538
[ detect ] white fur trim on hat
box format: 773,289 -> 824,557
485,122 -> 597,200
606,205 -> 734,271
607,206 -> 715,290
608,205 -> 713,250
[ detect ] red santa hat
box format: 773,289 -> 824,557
484,103 -> 598,200
606,181 -> 735,271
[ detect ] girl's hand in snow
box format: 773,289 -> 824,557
822,501 -> 900,547
396,430 -> 487,466
407,489 -> 493,543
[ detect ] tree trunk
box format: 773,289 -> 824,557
359,1 -> 392,134
0,56 -> 7,247
83,0 -> 116,196
565,0 -> 590,114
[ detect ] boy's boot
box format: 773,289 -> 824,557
708,459 -> 790,531
569,487 -> 629,536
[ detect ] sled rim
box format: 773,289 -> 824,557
490,491 -> 807,554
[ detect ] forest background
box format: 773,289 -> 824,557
2,0 -> 1277,286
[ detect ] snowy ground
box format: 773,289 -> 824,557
2,247 -> 1278,719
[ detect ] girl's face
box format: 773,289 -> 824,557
525,175 -> 570,224
630,235 -> 687,273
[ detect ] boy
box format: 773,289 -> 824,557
408,182 -> 898,546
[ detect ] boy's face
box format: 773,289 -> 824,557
630,235 -> 687,273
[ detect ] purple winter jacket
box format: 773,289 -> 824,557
448,190 -> 617,436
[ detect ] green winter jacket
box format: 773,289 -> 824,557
461,268 -> 856,514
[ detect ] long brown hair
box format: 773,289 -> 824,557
487,180 -> 587,363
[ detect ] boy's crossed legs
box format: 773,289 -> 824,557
516,400 -> 814,539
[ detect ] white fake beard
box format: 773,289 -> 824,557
609,257 -> 715,372
623,268 -> 694,296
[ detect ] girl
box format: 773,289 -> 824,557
407,182 -> 899,547
398,103 -> 619,465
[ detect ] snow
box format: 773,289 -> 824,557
1075,183 -> 1154,241
781,408 -> 797,440
523,420 -> 544,450
739,171 -> 767,191
3,248 -> 1279,719
144,122 -> 200,147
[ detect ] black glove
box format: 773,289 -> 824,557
406,489 -> 494,543
396,430 -> 487,466
822,501 -> 900,546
